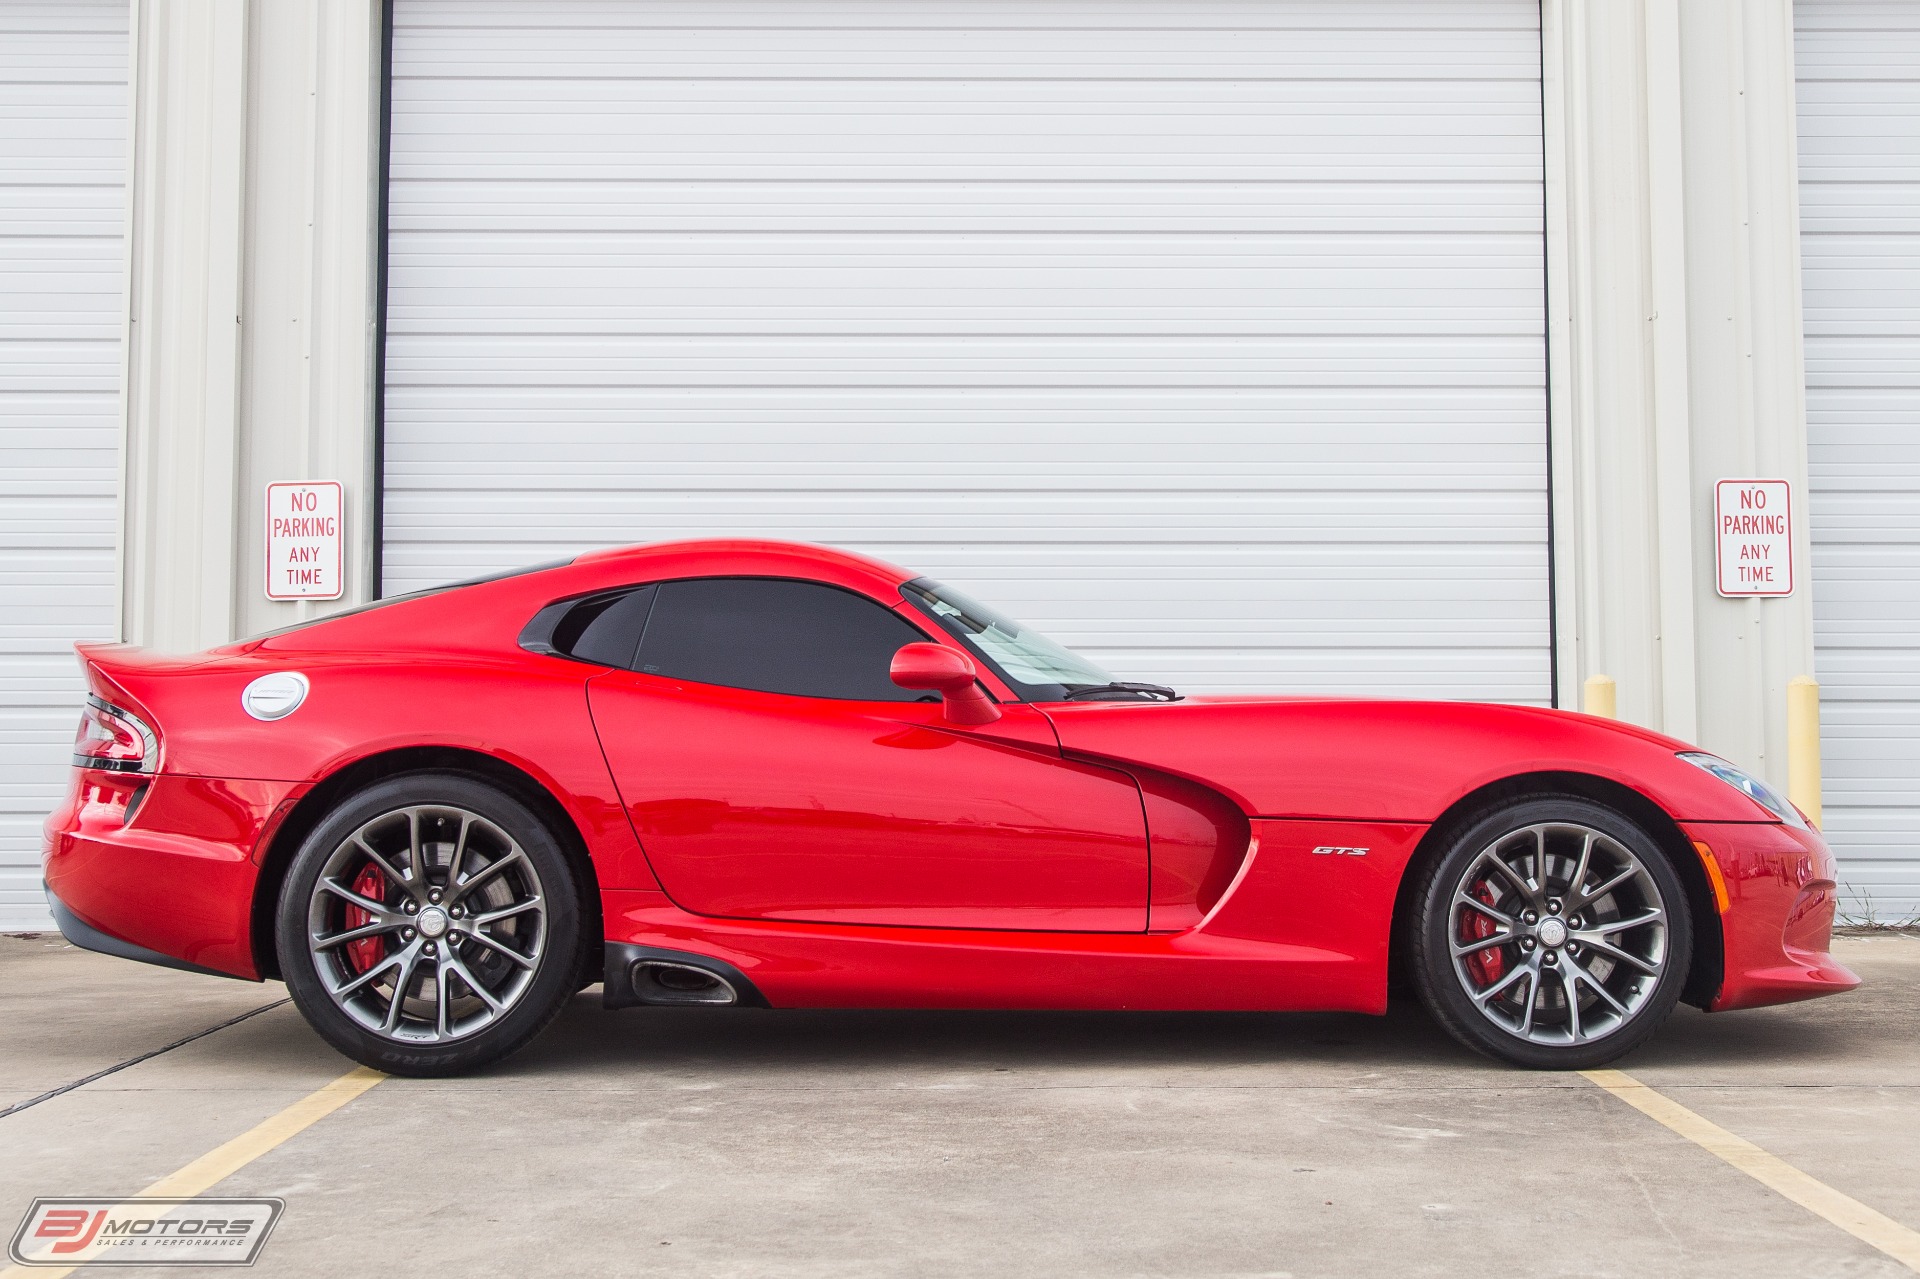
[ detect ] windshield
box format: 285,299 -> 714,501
900,578 -> 1117,700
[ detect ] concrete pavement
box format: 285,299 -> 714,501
1,932 -> 1916,1278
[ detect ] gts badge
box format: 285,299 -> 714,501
1311,845 -> 1370,858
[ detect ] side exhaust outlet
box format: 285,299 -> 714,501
602,943 -> 768,1010
631,959 -> 737,1006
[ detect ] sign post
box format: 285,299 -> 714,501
1714,479 -> 1793,598
265,481 -> 344,601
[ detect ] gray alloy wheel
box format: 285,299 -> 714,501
1446,822 -> 1669,1046
306,804 -> 549,1043
277,773 -> 582,1077
1409,796 -> 1692,1069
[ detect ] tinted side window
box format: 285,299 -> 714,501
638,578 -> 930,701
520,586 -> 657,667
564,586 -> 656,668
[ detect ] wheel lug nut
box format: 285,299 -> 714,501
1520,937 -> 1536,952
429,890 -> 443,904
402,928 -> 415,940
423,942 -> 437,957
1543,951 -> 1559,966
403,900 -> 417,914
1523,911 -> 1537,925
1547,898 -> 1563,915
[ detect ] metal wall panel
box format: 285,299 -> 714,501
0,1 -> 125,930
384,0 -> 1549,702
1798,0 -> 1920,920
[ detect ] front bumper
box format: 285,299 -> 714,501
1686,820 -> 1860,1011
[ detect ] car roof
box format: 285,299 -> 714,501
568,538 -> 916,596
249,538 -> 922,656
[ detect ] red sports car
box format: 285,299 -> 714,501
45,539 -> 1857,1075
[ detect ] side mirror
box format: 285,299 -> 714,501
889,643 -> 1002,726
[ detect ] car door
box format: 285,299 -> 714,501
586,576 -> 1149,931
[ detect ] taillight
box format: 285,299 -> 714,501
72,695 -> 157,774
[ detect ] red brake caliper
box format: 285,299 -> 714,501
342,864 -> 386,975
1461,880 -> 1507,987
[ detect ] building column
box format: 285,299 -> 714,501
1545,0 -> 1816,788
120,0 -> 382,652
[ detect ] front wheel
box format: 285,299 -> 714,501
1407,796 -> 1693,1070
276,773 -> 585,1077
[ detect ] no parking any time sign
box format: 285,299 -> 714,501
1714,479 -> 1794,598
266,481 -> 344,601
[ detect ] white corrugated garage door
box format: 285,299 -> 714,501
0,1 -> 125,931
1798,0 -> 1920,920
384,0 -> 1549,703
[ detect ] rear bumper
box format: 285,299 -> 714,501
41,769 -> 296,981
1685,820 -> 1860,1012
45,887 -> 246,980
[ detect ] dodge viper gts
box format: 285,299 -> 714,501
45,539 -> 1857,1075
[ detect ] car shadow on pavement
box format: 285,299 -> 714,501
479,986 -> 1886,1082
503,993 -> 1504,1079
1616,999 -> 1892,1071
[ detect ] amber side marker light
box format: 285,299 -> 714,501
1692,840 -> 1732,914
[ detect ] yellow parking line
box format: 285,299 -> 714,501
1584,1068 -> 1920,1273
3,1065 -> 385,1277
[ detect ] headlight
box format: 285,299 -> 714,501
1678,752 -> 1809,828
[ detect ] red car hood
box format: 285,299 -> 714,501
1039,696 -> 1761,824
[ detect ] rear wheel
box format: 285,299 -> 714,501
276,773 -> 584,1077
1408,796 -> 1692,1069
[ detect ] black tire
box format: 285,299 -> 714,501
276,772 -> 585,1077
1407,795 -> 1692,1070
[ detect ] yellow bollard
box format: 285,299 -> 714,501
1583,674 -> 1616,719
1788,675 -> 1822,829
